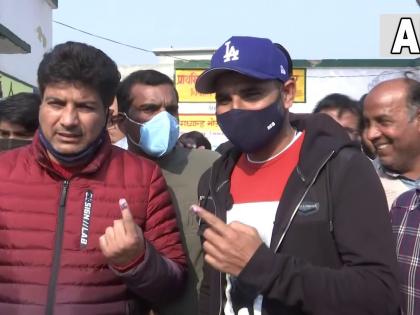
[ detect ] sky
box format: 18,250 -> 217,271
53,0 -> 419,66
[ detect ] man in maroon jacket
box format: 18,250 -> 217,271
0,41 -> 186,315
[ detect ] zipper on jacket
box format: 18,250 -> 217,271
45,180 -> 69,315
275,151 -> 335,253
208,152 -> 335,313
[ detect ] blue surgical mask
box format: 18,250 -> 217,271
125,111 -> 179,157
216,98 -> 285,153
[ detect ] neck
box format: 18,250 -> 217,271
401,157 -> 420,180
247,121 -> 296,162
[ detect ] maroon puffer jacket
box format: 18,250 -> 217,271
0,134 -> 187,315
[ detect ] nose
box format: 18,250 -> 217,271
231,95 -> 245,110
365,124 -> 381,143
60,105 -> 79,128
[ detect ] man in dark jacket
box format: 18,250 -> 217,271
0,41 -> 186,315
192,36 -> 400,315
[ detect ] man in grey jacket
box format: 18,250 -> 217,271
116,69 -> 219,315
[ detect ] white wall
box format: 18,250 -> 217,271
291,67 -> 416,114
176,67 -> 416,116
0,0 -> 54,86
119,63 -> 174,80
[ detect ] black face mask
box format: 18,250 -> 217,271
0,138 -> 32,152
216,98 -> 285,153
38,128 -> 106,166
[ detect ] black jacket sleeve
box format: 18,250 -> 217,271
236,149 -> 401,315
197,168 -> 212,315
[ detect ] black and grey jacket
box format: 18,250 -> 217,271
197,113 -> 400,315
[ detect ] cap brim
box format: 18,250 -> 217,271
195,67 -> 284,94
195,68 -> 232,94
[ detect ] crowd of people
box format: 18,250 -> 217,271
0,36 -> 418,315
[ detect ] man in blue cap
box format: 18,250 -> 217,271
192,36 -> 400,315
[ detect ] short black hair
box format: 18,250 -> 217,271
314,93 -> 362,129
37,41 -> 121,108
359,93 -> 368,109
0,92 -> 41,133
178,131 -> 212,150
117,69 -> 179,114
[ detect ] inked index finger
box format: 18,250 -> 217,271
119,198 -> 137,235
191,204 -> 228,236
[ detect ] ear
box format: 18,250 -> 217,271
281,78 -> 296,110
117,115 -> 127,134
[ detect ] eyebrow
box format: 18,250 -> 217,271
218,81 -> 271,93
138,103 -> 161,108
44,96 -> 64,102
44,96 -> 99,106
215,93 -> 230,102
215,86 -> 267,99
377,114 -> 394,121
138,103 -> 178,110
238,86 -> 264,93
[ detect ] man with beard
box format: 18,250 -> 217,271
192,36 -> 400,315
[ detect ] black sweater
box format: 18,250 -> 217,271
198,113 -> 400,315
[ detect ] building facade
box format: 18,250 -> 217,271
0,0 -> 58,98
141,48 -> 420,148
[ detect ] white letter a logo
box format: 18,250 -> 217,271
391,18 -> 420,54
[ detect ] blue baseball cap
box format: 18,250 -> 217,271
195,36 -> 292,94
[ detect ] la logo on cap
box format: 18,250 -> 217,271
280,65 -> 286,75
223,41 -> 239,63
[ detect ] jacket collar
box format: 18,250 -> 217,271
210,113 -> 357,250
30,129 -> 112,178
290,113 -> 357,185
215,113 -> 357,187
